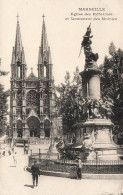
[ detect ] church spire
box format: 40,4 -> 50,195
11,14 -> 26,79
41,14 -> 49,55
15,14 -> 23,55
38,16 -> 53,79
38,15 -> 50,64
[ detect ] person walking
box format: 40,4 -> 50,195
26,146 -> 29,154
12,152 -> 17,166
12,145 -> 14,154
24,146 -> 26,155
31,161 -> 40,187
77,158 -> 82,179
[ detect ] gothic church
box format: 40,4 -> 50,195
10,16 -> 57,138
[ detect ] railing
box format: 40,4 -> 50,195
29,138 -> 51,145
28,155 -> 123,174
28,151 -> 59,166
82,160 -> 123,174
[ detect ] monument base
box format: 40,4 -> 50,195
83,119 -> 122,160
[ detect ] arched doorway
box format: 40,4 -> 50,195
27,116 -> 40,137
17,120 -> 23,138
44,119 -> 51,138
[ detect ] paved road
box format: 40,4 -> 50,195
0,147 -> 123,195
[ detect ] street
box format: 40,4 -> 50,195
0,147 -> 123,195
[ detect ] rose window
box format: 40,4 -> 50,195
26,90 -> 39,107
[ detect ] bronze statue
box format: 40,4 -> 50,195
79,24 -> 99,69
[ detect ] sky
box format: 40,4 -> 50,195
0,0 -> 123,91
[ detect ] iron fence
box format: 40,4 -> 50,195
28,154 -> 123,174
29,138 -> 51,145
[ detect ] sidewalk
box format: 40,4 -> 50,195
0,147 -> 123,195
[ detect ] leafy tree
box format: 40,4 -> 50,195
0,59 -> 9,76
56,67 -> 85,134
0,84 -> 9,136
0,61 -> 9,136
100,42 -> 123,135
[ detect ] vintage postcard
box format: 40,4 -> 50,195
0,0 -> 123,195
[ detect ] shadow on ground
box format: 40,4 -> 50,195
9,165 -> 16,167
24,184 -> 34,188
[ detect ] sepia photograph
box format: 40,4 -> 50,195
0,0 -> 123,194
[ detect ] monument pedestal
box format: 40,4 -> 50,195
83,119 -> 121,160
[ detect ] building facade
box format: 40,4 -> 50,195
10,17 -> 58,138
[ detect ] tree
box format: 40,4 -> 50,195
56,67 -> 85,134
0,60 -> 9,136
0,84 -> 9,136
0,59 -> 9,76
100,43 -> 123,135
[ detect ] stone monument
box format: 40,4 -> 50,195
79,24 -> 121,160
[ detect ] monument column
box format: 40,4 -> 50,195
79,24 -> 120,160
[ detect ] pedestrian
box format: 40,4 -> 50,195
31,161 -> 40,187
24,146 -> 26,154
77,158 -> 82,179
13,152 -> 17,166
26,146 -> 29,154
12,145 -> 14,153
25,147 -> 28,154
8,150 -> 11,156
28,138 -> 30,144
2,150 -> 5,157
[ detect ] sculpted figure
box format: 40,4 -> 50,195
87,99 -> 101,119
79,24 -> 99,68
93,101 -> 101,119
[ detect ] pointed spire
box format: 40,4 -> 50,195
12,14 -> 26,65
38,15 -> 52,65
42,14 -> 45,23
15,14 -> 23,55
41,14 -> 49,54
11,15 -> 26,79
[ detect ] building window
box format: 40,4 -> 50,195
26,90 -> 39,107
16,108 -> 22,115
44,66 -> 46,77
16,89 -> 22,106
40,91 -> 42,98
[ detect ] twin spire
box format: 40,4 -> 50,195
11,14 -> 25,65
15,14 -> 22,54
11,14 -> 52,66
38,15 -> 52,64
41,14 -> 48,54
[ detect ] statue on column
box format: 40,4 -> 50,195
79,24 -> 99,69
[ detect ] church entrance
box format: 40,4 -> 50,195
17,119 -> 23,138
27,116 -> 40,138
44,119 -> 51,138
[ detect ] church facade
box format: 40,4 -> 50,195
10,17 -> 58,139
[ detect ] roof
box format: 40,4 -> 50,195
26,72 -> 38,81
